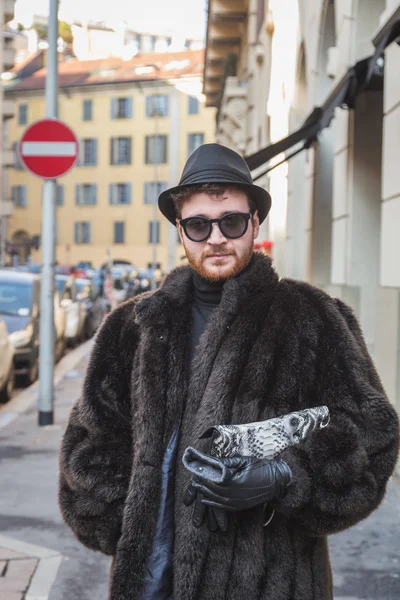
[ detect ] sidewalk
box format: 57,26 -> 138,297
0,344 -> 111,600
0,345 -> 399,599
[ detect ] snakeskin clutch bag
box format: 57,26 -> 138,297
202,405 -> 330,459
183,406 -> 330,484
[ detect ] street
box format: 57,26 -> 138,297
0,347 -> 399,600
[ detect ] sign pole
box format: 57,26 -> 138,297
38,0 -> 58,426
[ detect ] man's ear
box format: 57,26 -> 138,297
252,209 -> 260,240
176,220 -> 184,244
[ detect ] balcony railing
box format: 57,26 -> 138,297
0,200 -> 13,218
2,98 -> 15,120
3,148 -> 15,167
4,0 -> 15,23
3,47 -> 15,71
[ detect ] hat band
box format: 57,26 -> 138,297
179,165 -> 253,186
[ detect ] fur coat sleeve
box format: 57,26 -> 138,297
273,290 -> 399,536
58,302 -> 137,555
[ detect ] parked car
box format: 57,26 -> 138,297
111,267 -> 129,305
53,288 -> 67,362
75,278 -> 105,338
0,316 -> 15,403
0,271 -> 66,385
56,275 -> 85,347
0,271 -> 40,385
75,261 -> 94,271
137,268 -> 153,293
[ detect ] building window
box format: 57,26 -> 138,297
135,33 -> 142,50
188,133 -> 204,156
145,135 -> 168,164
151,35 -> 157,51
188,96 -> 199,115
11,185 -> 27,207
82,138 -> 97,166
111,97 -> 133,119
76,184 -> 97,205
83,99 -> 93,121
114,221 -> 125,244
109,183 -> 132,205
256,0 -> 265,37
149,221 -> 160,244
56,184 -> 64,206
74,221 -> 91,244
110,137 -> 132,165
18,104 -> 28,125
146,95 -> 169,117
12,141 -> 23,169
144,181 -> 168,204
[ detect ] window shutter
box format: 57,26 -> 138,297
109,183 -> 115,205
162,135 -> 168,163
76,140 -> 82,166
92,184 -> 97,205
164,95 -> 169,116
127,97 -> 133,118
87,222 -> 92,243
74,222 -> 80,243
146,96 -> 152,117
57,185 -> 64,206
127,137 -> 132,164
22,186 -> 27,207
145,136 -> 150,163
110,138 -> 115,165
11,186 -> 16,204
189,96 -> 199,114
111,98 -> 117,119
75,184 -> 81,205
127,183 -> 132,205
93,139 -> 98,165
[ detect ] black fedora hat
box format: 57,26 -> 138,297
158,143 -> 272,225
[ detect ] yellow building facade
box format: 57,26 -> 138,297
5,50 -> 216,269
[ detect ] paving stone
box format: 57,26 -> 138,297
0,559 -> 38,594
0,551 -> 25,562
5,559 -> 37,581
0,561 -> 6,576
0,578 -> 29,593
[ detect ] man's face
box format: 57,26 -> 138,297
176,189 -> 260,281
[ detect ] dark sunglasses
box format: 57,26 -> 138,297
179,212 -> 253,243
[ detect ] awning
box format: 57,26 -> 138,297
246,15 -> 400,180
247,67 -> 356,178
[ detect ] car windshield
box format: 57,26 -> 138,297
0,282 -> 33,316
76,281 -> 88,294
56,278 -> 66,295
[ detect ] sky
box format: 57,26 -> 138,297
14,0 -> 208,39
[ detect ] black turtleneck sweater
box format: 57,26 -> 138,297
142,272 -> 224,600
187,272 -> 224,369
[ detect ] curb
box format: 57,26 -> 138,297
0,534 -> 63,600
0,339 -> 93,431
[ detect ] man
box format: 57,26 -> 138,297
59,143 -> 399,600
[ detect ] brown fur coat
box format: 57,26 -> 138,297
59,253 -> 399,599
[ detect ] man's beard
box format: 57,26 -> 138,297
183,241 -> 254,282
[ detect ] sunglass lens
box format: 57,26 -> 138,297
185,218 -> 210,241
220,214 -> 248,238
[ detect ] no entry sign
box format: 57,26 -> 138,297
19,118 -> 79,179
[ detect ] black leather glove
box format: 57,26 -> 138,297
190,456 -> 292,512
184,477 -> 228,532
